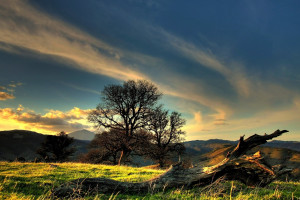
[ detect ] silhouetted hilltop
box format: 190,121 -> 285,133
0,130 -> 89,161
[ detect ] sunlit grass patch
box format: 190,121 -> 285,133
0,161 -> 165,199
0,161 -> 299,199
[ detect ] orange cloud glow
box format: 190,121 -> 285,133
0,92 -> 15,100
0,106 -> 93,134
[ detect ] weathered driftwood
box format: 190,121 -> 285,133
53,130 -> 291,197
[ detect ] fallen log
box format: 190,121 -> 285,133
53,129 -> 292,197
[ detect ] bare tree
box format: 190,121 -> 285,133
88,80 -> 162,165
145,106 -> 186,167
80,129 -> 152,165
79,130 -> 124,165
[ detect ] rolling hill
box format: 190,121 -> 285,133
0,129 -> 299,180
68,129 -> 95,141
183,140 -> 300,180
0,130 -> 89,161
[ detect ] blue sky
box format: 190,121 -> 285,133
0,0 -> 299,141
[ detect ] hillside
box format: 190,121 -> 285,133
184,139 -> 235,156
68,129 -> 95,141
184,139 -> 300,154
182,139 -> 300,180
0,129 -> 299,179
0,130 -> 89,161
262,140 -> 300,152
191,145 -> 300,180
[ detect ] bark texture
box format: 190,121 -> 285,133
53,130 -> 291,197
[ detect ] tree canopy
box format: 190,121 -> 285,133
145,106 -> 186,167
88,80 -> 162,164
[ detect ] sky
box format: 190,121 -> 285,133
0,0 -> 300,141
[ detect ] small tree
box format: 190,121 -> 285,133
88,80 -> 162,165
146,106 -> 186,167
80,129 -> 152,165
80,129 -> 124,165
37,131 -> 75,162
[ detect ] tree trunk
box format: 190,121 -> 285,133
118,149 -> 131,165
53,130 -> 292,198
118,150 -> 124,166
158,159 -> 165,168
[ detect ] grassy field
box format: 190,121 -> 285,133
0,161 -> 299,199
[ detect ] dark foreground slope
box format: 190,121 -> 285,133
0,130 -> 89,161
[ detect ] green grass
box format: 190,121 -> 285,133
0,161 -> 299,199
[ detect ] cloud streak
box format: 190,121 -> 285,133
62,82 -> 101,95
0,0 -> 147,81
160,30 -> 251,97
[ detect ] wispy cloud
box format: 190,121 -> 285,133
8,82 -> 22,88
0,0 -> 148,81
62,82 -> 101,95
182,111 -> 203,135
214,119 -> 228,126
0,82 -> 22,100
160,30 -> 251,97
0,92 -> 15,101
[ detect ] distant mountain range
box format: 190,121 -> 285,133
68,129 -> 95,141
184,139 -> 300,154
0,129 -> 299,179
